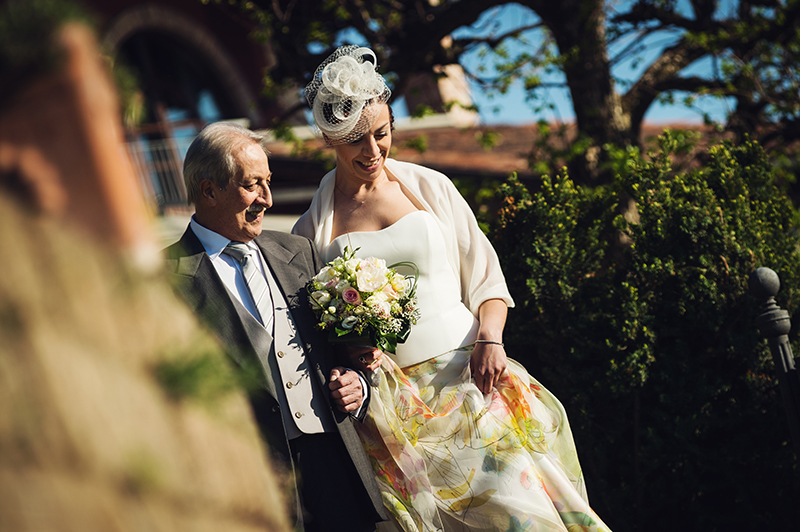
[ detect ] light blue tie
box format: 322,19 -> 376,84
223,241 -> 274,331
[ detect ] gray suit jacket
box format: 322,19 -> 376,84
165,227 -> 385,527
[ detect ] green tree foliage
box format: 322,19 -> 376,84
0,0 -> 95,112
492,134 -> 800,530
220,0 -> 800,185
0,0 -> 145,128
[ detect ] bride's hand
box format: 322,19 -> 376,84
345,346 -> 384,372
470,342 -> 507,394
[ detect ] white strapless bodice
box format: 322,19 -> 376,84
326,210 -> 479,367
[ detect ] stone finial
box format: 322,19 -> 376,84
750,267 -> 791,338
749,267 -> 781,300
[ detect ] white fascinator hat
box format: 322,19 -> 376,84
304,45 -> 391,145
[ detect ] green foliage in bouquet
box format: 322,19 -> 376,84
491,132 -> 800,531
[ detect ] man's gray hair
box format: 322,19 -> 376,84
183,122 -> 270,205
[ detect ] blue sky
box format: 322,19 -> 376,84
447,2 -> 735,126
330,1 -> 737,127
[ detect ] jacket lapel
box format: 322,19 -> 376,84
255,235 -> 333,386
168,228 -> 277,398
255,236 -> 305,305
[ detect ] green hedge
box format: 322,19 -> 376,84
492,133 -> 800,531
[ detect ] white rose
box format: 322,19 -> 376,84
381,282 -> 398,300
390,273 -> 410,294
345,258 -> 361,275
366,292 -> 391,316
366,292 -> 388,305
314,266 -> 336,283
356,257 -> 388,292
311,290 -> 331,307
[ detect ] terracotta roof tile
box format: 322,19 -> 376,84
264,121 -> 719,182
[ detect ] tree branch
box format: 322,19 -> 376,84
624,38 -> 710,125
611,0 -> 705,32
451,22 -> 546,52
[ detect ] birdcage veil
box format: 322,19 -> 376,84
304,45 -> 391,145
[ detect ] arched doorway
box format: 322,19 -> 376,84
103,4 -> 260,211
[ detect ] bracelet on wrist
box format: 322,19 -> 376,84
474,339 -> 504,347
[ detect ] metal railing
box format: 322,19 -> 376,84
126,135 -> 194,209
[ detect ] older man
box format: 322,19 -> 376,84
164,122 -> 386,531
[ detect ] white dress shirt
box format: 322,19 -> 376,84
190,218 -> 273,326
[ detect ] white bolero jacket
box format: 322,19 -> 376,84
292,158 -> 514,314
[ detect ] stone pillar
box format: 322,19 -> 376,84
750,267 -> 800,458
0,23 -> 158,268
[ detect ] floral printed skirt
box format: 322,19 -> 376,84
358,350 -> 612,532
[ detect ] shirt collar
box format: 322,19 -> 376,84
190,216 -> 229,259
189,216 -> 259,259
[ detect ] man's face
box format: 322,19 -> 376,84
202,142 -> 273,242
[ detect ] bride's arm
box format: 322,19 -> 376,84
471,298 -> 508,394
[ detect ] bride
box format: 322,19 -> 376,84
293,45 -> 611,532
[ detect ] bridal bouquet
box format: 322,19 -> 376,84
307,246 -> 419,354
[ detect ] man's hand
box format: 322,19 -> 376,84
329,367 -> 364,413
346,346 -> 384,372
470,342 -> 507,395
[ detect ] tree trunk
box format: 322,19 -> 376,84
531,0 -> 634,183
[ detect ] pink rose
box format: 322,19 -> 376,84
342,287 -> 362,305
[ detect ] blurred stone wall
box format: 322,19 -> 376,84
0,193 -> 290,531
0,12 -> 290,532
